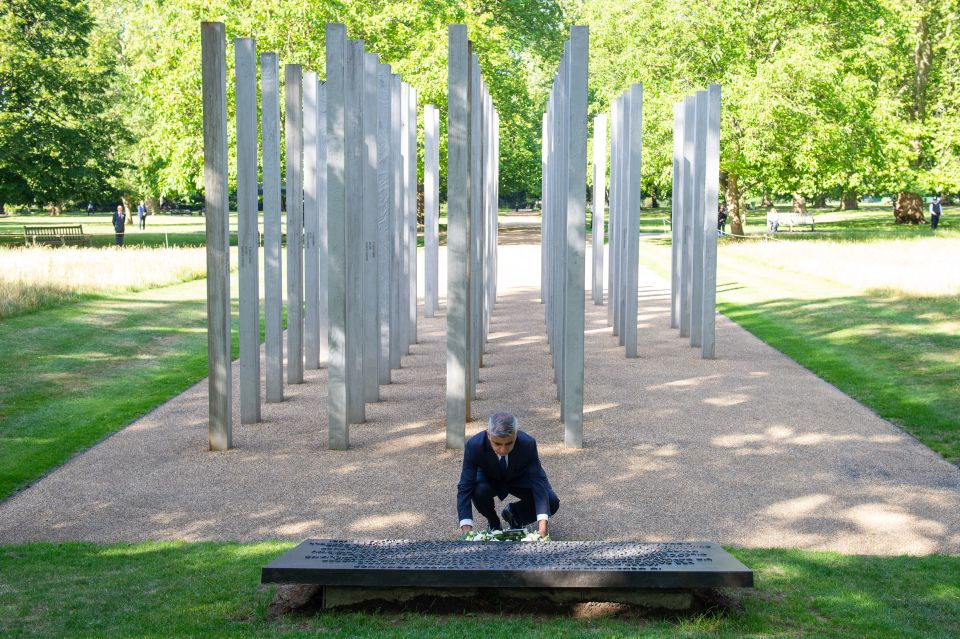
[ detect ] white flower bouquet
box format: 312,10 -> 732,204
460,529 -> 550,542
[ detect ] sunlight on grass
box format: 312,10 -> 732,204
721,237 -> 960,296
0,246 -> 208,318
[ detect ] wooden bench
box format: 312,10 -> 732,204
23,224 -> 91,247
766,210 -> 815,232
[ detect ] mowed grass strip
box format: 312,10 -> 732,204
0,542 -> 957,638
0,276 -> 242,500
639,234 -> 960,464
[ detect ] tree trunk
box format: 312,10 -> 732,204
813,193 -> 827,208
761,191 -> 773,208
942,194 -> 955,205
417,183 -> 424,225
121,196 -> 132,224
727,174 -> 744,237
148,196 -> 161,216
0,202 -> 5,216
48,201 -> 64,216
791,193 -> 807,214
841,192 -> 859,210
893,191 -> 926,224
906,13 -> 933,172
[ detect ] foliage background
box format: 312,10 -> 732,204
1,0 -> 958,210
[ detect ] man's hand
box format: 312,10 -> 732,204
460,524 -> 473,535
538,519 -> 549,538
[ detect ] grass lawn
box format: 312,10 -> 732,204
0,205 -> 523,248
622,202 -> 957,240
638,227 -> 960,464
0,249 -> 284,499
0,212 -> 221,248
588,207 -> 672,236
0,272 -> 248,500
719,202 -> 958,241
0,542 -> 957,638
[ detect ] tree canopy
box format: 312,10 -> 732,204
0,0 -> 128,212
99,0 -> 568,206
2,0 -> 959,213
581,0 -> 960,214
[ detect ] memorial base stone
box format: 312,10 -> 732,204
319,585 -> 696,610
267,582 -> 749,617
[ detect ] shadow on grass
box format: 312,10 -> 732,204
718,291 -> 960,464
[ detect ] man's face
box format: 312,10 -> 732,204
487,432 -> 517,456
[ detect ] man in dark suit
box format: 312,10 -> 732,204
112,204 -> 126,246
457,412 -> 560,537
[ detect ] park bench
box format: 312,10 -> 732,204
23,224 -> 91,247
766,210 -> 815,232
169,209 -> 195,216
262,539 -> 753,611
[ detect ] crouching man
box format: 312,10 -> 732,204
457,412 -> 560,537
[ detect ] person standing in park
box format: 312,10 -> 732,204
137,200 -> 147,230
718,202 -> 728,236
767,205 -> 779,233
930,195 -> 943,230
112,204 -> 126,246
457,412 -> 560,537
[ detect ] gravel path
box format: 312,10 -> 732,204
1,244 -> 957,555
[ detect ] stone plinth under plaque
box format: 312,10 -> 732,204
262,540 -> 754,594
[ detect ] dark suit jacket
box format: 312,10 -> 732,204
112,211 -> 126,232
457,430 -> 553,522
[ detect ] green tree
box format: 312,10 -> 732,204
871,0 -> 960,216
582,0 -> 895,235
0,0 -> 128,214
104,0 -> 567,205
582,0 -> 960,223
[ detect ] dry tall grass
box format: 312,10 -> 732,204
0,246 -> 209,318
722,237 -> 960,297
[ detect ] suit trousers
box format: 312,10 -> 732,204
472,481 -> 560,529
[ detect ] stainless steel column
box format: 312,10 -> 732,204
201,22 -> 232,450
235,37 -> 261,423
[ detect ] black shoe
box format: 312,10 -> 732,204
501,504 -> 520,529
485,518 -> 502,531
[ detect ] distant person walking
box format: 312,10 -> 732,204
112,205 -> 126,246
930,195 -> 943,230
137,200 -> 147,230
718,202 -> 728,236
86,202 -> 95,215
